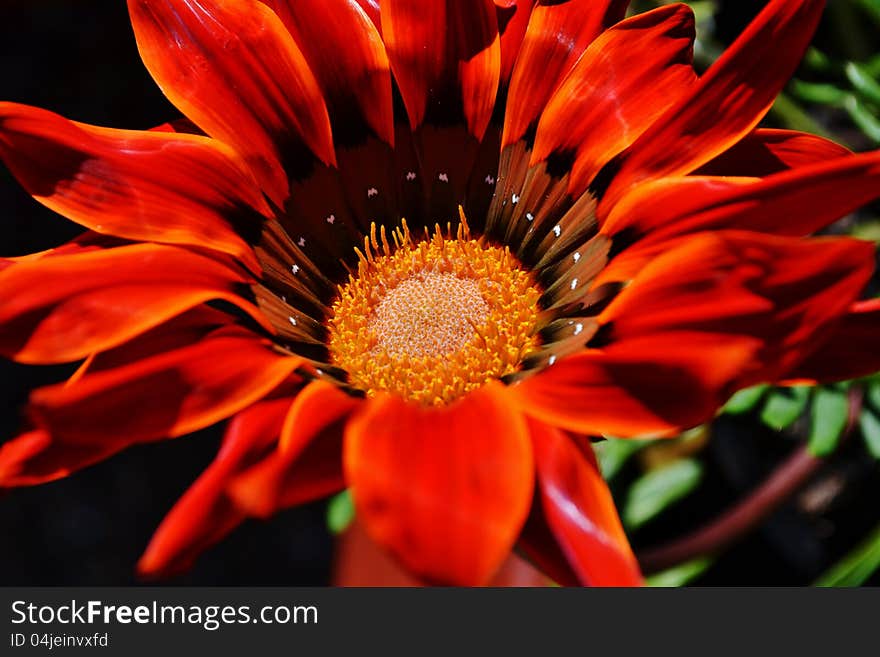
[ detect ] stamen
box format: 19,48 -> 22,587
327,215 -> 542,405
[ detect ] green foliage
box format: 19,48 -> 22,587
722,385 -> 768,415
594,437 -> 650,480
326,489 -> 355,535
646,557 -> 714,587
623,459 -> 703,530
807,386 -> 850,457
814,524 -> 880,587
760,386 -> 811,430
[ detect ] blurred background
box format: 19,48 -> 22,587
1,0 -> 878,586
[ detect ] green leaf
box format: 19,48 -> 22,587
814,524 -> 880,587
842,94 -> 880,144
759,386 -> 811,430
804,47 -> 836,74
807,387 -> 850,457
789,79 -> 848,105
852,220 -> 880,243
623,459 -> 703,530
723,385 -> 768,415
859,409 -> 880,459
593,437 -> 650,480
866,381 -> 880,412
326,489 -> 355,535
645,557 -> 714,588
845,61 -> 880,105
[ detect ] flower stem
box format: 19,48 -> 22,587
637,387 -> 864,575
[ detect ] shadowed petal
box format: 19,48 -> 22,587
0,243 -> 270,364
260,0 -> 394,147
786,298 -> 880,383
601,150 -> 880,243
129,0 -> 334,205
229,381 -> 360,517
344,382 -> 533,585
696,128 -> 851,177
0,103 -> 268,270
532,4 -> 696,195
381,0 -> 500,140
137,397 -> 294,578
502,0 -> 630,147
29,327 -> 302,444
529,421 -> 642,586
602,0 -> 824,205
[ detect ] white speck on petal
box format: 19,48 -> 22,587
511,193 -> 520,204
291,264 -> 300,274
326,214 -> 335,224
288,316 -> 297,327
548,355 -> 557,366
553,224 -> 562,238
574,323 -> 584,336
297,237 -> 306,247
526,212 -> 534,222
406,171 -> 417,181
573,252 -> 581,263
570,278 -> 579,291
367,187 -> 378,197
485,174 -> 495,185
438,173 -> 449,182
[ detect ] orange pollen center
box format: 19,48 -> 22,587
327,215 -> 542,405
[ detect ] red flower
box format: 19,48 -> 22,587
1,0 -> 879,586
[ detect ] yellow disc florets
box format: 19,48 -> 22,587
327,212 -> 542,405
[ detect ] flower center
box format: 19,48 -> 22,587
327,215 -> 542,405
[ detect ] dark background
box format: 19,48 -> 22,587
1,0 -> 878,586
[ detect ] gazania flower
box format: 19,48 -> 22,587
1,0 -> 879,587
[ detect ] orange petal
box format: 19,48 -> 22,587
512,331 -> 760,437
601,150 -> 880,243
128,0 -> 334,205
532,4 -> 696,195
137,397 -> 293,577
229,381 -> 360,517
602,0 -> 824,205
697,128 -> 852,176
502,0 -> 630,147
786,298 -> 880,383
0,243 -> 269,364
260,0 -> 394,148
29,327 -> 302,444
600,231 -> 876,383
0,103 -> 267,271
529,421 -> 642,586
344,383 -> 534,585
380,0 -> 500,140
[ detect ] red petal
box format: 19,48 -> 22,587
0,243 -> 269,364
343,383 -> 534,585
529,421 -> 642,586
29,327 -> 302,444
502,0 -> 630,147
603,0 -> 824,205
496,0 -> 535,84
601,150 -> 880,243
697,128 -> 852,177
531,4 -> 696,195
600,231 -> 876,383
381,0 -> 500,140
229,381 -> 360,517
0,430 -> 120,487
0,103 -> 267,270
128,0 -> 334,205
137,397 -> 293,577
786,298 -> 880,383
512,332 -> 759,437
260,0 -> 394,147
